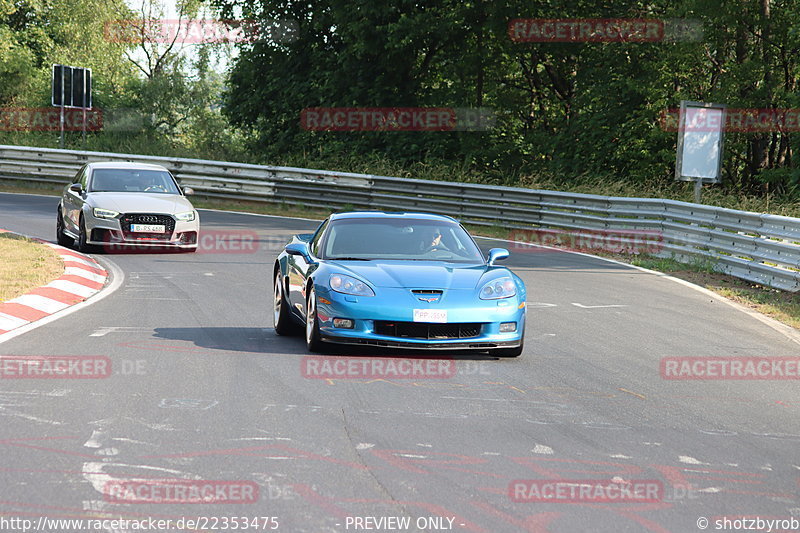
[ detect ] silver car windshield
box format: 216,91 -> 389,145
322,218 -> 485,263
89,169 -> 181,194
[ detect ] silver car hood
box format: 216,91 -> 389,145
88,192 -> 194,214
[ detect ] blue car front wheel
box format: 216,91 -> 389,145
305,286 -> 325,353
274,272 -> 297,336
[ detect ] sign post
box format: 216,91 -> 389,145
674,100 -> 726,203
58,66 -> 65,148
52,64 -> 92,148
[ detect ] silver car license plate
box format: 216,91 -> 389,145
131,224 -> 166,233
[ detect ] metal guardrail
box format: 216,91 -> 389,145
1,144 -> 799,291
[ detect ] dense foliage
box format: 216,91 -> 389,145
213,0 -> 800,195
2,0 -> 799,199
0,0 -> 243,159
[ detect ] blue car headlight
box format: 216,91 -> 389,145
329,274 -> 375,297
479,276 -> 517,300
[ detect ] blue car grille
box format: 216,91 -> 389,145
374,321 -> 482,340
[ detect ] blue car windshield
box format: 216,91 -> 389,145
89,169 -> 181,194
322,218 -> 485,263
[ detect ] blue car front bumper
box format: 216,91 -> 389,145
314,286 -> 526,350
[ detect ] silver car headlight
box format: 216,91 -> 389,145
479,276 -> 517,300
175,211 -> 195,222
329,274 -> 375,297
93,208 -> 119,219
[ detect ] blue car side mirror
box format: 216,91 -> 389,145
487,248 -> 509,265
286,242 -> 312,261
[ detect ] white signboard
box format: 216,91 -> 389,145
675,101 -> 725,183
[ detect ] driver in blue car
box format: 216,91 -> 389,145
420,227 -> 448,253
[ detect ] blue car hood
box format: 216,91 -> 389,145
331,260 -> 490,289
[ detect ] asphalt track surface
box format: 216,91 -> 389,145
0,191 -> 798,533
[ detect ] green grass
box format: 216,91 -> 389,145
628,255 -> 718,274
714,285 -> 800,329
0,181 -> 62,197
0,233 -> 63,302
0,131 -> 256,165
191,197 -> 331,220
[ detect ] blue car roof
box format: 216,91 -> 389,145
330,211 -> 459,223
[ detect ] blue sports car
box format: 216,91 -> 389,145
273,212 -> 526,357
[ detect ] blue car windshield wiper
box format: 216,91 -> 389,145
326,256 -> 372,261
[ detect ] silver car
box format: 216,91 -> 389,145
56,162 -> 200,252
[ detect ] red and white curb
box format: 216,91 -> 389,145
0,230 -> 109,337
